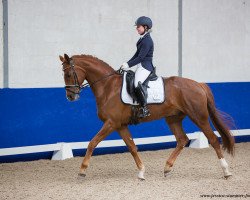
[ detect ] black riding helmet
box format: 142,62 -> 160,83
135,16 -> 153,29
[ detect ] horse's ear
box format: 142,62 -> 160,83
59,55 -> 64,62
64,54 -> 70,63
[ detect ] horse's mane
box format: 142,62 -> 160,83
72,54 -> 115,71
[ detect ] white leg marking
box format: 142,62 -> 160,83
138,166 -> 145,180
219,158 -> 232,177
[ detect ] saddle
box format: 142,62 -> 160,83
126,69 -> 158,103
121,69 -> 165,124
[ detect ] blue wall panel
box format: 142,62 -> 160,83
0,82 -> 249,162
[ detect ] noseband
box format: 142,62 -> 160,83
63,59 -> 86,95
62,59 -> 120,95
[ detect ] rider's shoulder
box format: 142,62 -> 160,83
142,33 -> 153,44
144,33 -> 151,39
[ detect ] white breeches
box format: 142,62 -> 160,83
129,63 -> 151,87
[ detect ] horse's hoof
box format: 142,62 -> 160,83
137,167 -> 145,180
164,168 -> 172,177
78,173 -> 86,178
138,176 -> 145,181
138,171 -> 145,180
224,174 -> 232,180
164,164 -> 172,177
164,172 -> 167,177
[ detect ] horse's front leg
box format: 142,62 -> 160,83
117,126 -> 145,180
79,119 -> 114,177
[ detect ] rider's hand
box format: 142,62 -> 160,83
120,62 -> 129,70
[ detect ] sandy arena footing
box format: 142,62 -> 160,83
0,143 -> 249,200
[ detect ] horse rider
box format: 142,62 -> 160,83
121,16 -> 154,118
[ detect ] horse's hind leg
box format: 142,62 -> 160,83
187,97 -> 232,178
192,118 -> 232,178
117,126 -> 145,180
164,115 -> 189,176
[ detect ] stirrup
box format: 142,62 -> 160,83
139,107 -> 150,118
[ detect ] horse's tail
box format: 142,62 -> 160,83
201,83 -> 235,156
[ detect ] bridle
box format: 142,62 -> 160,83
62,59 -> 120,95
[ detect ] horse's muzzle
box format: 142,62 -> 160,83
67,93 -> 80,101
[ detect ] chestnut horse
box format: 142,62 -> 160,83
59,54 -> 234,180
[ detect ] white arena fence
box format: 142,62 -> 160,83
0,129 -> 249,161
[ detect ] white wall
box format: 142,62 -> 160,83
0,2 -> 3,88
7,0 -> 178,88
182,0 -> 250,82
3,0 -> 250,88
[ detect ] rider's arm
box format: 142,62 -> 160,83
127,41 -> 151,67
128,52 -> 137,63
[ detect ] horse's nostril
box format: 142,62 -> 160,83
67,94 -> 73,101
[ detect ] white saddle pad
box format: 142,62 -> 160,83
121,72 -> 165,105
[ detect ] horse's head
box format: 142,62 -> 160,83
59,54 -> 86,101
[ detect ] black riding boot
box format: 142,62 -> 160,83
135,82 -> 150,118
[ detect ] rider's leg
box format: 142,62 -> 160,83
129,65 -> 139,72
135,82 -> 150,117
134,64 -> 151,87
134,64 -> 151,118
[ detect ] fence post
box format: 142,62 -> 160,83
52,143 -> 73,160
189,132 -> 209,148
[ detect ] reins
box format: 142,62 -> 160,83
86,71 -> 120,87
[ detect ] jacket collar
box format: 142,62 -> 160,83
137,32 -> 150,45
140,32 -> 150,39
140,32 -> 147,38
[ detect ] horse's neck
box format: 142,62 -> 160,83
79,58 -> 115,99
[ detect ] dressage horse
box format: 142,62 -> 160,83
59,54 -> 235,180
